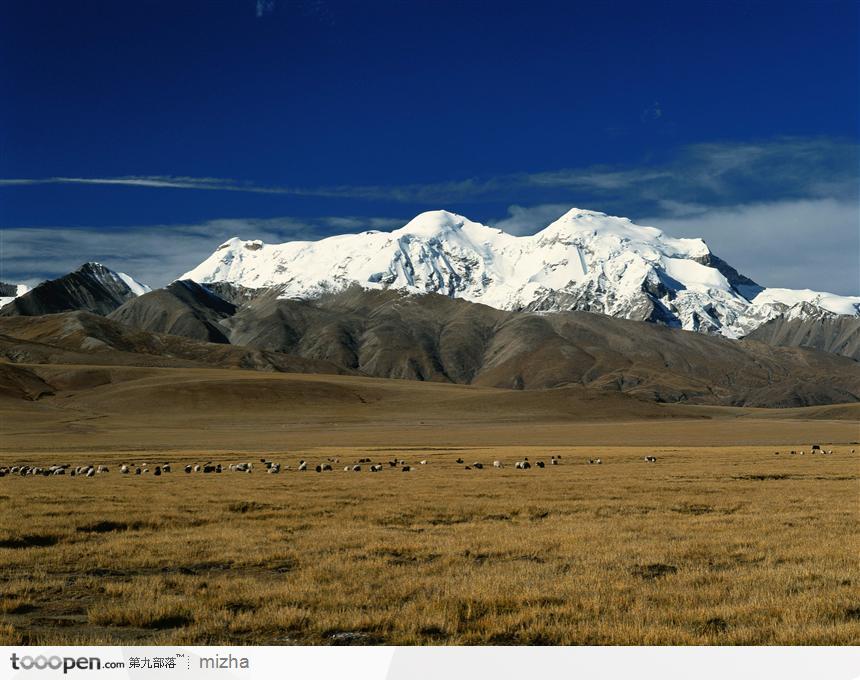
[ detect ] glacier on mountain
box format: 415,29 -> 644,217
180,208 -> 860,338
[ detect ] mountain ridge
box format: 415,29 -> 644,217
181,208 -> 860,338
0,262 -> 150,317
86,284 -> 860,407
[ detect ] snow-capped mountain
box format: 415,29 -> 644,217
0,262 -> 151,316
181,208 -> 860,338
0,282 -> 31,310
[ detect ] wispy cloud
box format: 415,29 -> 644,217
256,0 -> 275,18
640,101 -> 662,122
3,137 -> 855,209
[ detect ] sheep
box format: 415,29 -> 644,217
120,464 -> 130,474
515,461 -> 531,470
370,464 -> 383,472
322,464 -> 332,471
96,465 -> 109,474
420,460 -> 429,465
298,461 -> 308,472
85,467 -> 95,478
644,456 -> 657,463
401,465 -> 411,472
456,458 -> 464,464
194,464 -> 201,472
269,463 -> 281,474
352,465 -> 362,472
473,462 -> 484,469
185,465 -> 192,473
536,461 -> 545,468
154,466 -> 161,476
344,466 -> 351,471
551,458 -> 559,465
315,464 -> 323,473
493,461 -> 503,468
388,460 -> 398,467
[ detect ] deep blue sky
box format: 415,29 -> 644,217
1,0 -> 858,290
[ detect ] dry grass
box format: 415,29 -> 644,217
1,443 -> 858,645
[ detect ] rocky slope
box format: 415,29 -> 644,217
0,263 -> 150,317
746,305 -> 860,360
62,284 -> 860,407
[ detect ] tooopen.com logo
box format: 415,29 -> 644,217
10,654 -> 125,674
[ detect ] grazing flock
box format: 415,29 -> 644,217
0,446 -> 851,480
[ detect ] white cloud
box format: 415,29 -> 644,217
639,198 -> 860,296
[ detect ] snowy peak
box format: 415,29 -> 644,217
394,210 -> 470,237
0,262 -> 150,317
76,262 -> 151,297
180,208 -> 860,338
0,282 -> 31,310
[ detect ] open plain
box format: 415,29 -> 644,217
0,365 -> 859,645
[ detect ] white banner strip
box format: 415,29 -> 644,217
0,646 -> 857,680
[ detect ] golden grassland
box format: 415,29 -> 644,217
0,366 -> 858,644
1,444 -> 858,645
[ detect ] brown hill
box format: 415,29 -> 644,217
1,288 -> 858,407
0,311 -> 351,376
